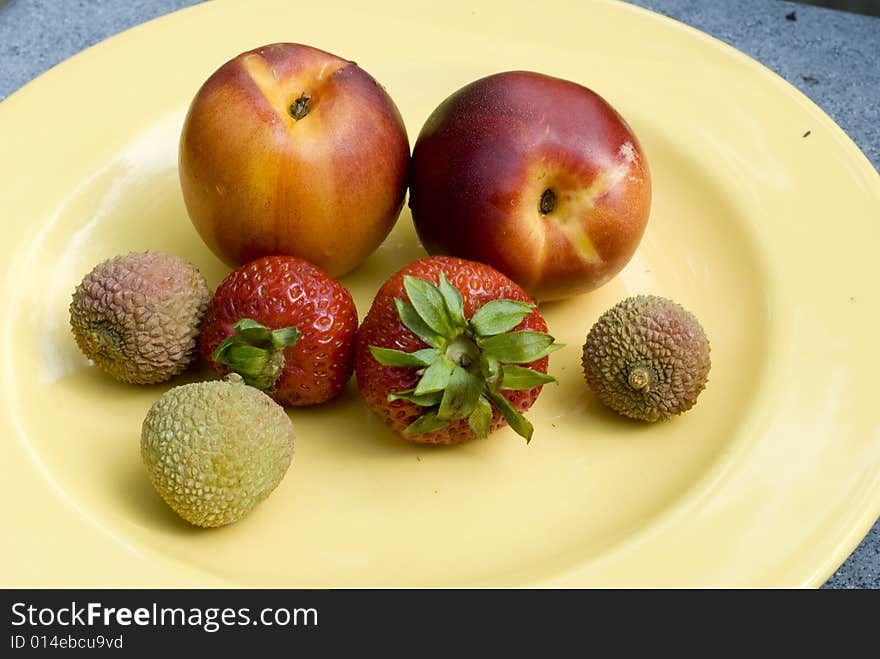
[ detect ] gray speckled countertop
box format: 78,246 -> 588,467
0,0 -> 877,588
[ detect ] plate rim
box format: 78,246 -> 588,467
1,0 -> 879,588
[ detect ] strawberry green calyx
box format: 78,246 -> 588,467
369,273 -> 562,442
212,319 -> 300,391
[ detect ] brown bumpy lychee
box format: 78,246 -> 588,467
582,295 -> 710,422
69,252 -> 210,384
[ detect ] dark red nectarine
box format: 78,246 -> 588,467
409,71 -> 651,301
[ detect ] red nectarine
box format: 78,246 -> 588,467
409,71 -> 651,301
179,43 -> 410,277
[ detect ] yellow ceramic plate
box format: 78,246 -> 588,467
2,0 -> 879,588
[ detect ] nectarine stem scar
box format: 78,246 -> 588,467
289,92 -> 311,120
539,188 -> 556,215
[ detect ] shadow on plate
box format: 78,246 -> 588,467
112,455 -> 204,536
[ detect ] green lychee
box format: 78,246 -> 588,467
140,376 -> 294,527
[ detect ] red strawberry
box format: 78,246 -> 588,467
355,256 -> 562,444
199,256 -> 357,406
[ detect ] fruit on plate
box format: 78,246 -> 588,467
355,256 -> 562,444
69,251 -> 210,384
179,42 -> 410,278
409,71 -> 651,301
141,375 -> 294,527
582,295 -> 710,422
199,255 -> 358,406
